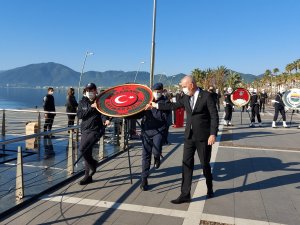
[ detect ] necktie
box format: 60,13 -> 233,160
190,95 -> 194,110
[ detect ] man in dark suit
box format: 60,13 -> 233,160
150,75 -> 219,204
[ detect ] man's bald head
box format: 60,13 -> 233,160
180,75 -> 198,96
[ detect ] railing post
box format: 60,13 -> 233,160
1,109 -> 5,136
16,146 -> 24,200
37,112 -> 41,151
98,133 -> 104,159
67,130 -> 74,174
1,109 -> 5,151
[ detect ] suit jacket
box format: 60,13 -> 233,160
158,88 -> 219,141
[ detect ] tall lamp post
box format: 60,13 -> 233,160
149,0 -> 157,88
78,51 -> 94,100
133,61 -> 145,83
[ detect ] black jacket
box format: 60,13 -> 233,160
158,88 -> 219,141
259,92 -> 268,104
130,96 -> 170,136
77,96 -> 108,133
43,94 -> 56,116
66,95 -> 78,113
274,93 -> 284,109
249,93 -> 260,107
224,93 -> 233,106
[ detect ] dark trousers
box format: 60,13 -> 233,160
141,133 -> 163,178
260,102 -> 266,112
273,107 -> 286,121
67,115 -> 76,126
251,105 -> 261,123
44,115 -> 55,131
181,130 -> 213,197
224,105 -> 233,121
79,131 -> 101,176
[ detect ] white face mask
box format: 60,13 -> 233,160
182,87 -> 190,95
86,91 -> 95,100
49,91 -> 54,95
153,92 -> 162,100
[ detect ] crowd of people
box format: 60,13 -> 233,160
41,76 -> 299,204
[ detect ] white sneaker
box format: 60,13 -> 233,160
283,121 -> 288,128
224,120 -> 228,126
228,121 -> 232,126
298,125 -> 300,129
249,122 -> 255,128
258,123 -> 262,127
272,121 -> 277,128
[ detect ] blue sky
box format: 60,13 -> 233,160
1,0 -> 299,76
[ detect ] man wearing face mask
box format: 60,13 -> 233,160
272,87 -> 288,128
259,89 -> 268,113
43,87 -> 56,138
150,76 -> 219,203
77,83 -> 111,185
223,87 -> 234,126
130,83 -> 170,191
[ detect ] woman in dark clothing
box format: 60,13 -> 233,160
65,87 -> 78,127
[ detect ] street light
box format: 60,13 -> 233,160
78,51 -> 94,100
133,61 -> 145,83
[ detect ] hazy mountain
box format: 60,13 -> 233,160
0,62 -> 258,88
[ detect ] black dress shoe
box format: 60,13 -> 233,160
170,194 -> 191,204
140,178 -> 149,191
79,176 -> 93,185
154,157 -> 161,169
207,190 -> 214,198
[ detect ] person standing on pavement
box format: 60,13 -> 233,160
43,87 -> 56,137
132,83 -> 170,191
248,88 -> 262,127
77,83 -> 110,185
223,87 -> 234,126
208,86 -> 219,111
150,75 -> 219,203
259,89 -> 268,113
65,87 -> 78,128
272,88 -> 288,128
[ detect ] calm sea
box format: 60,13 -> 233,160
0,87 -> 75,109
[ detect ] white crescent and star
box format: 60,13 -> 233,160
114,95 -> 135,104
115,95 -> 127,104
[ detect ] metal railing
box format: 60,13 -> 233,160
0,108 -> 130,206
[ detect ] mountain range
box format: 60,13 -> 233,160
0,62 -> 259,88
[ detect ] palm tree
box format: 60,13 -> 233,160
214,66 -> 229,92
273,68 -> 279,76
226,71 -> 242,89
285,63 -> 294,74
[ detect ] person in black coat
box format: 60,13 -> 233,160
259,89 -> 268,113
151,75 -> 219,203
77,83 -> 110,185
43,87 -> 56,137
208,86 -> 219,110
131,83 -> 170,191
272,88 -> 288,128
223,87 -> 234,126
65,87 -> 78,127
248,88 -> 262,127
